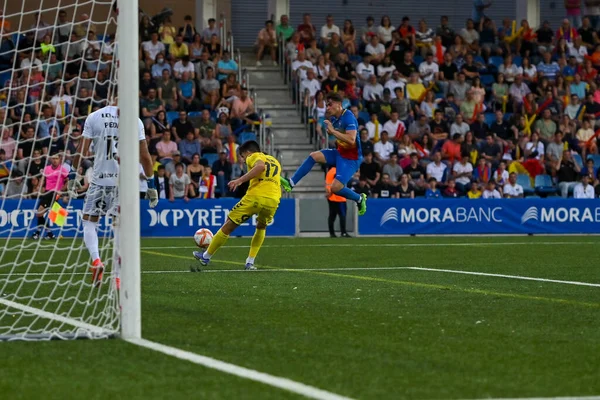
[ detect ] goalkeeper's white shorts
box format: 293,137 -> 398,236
83,184 -> 118,217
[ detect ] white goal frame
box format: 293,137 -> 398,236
117,0 -> 141,340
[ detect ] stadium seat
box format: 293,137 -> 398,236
517,174 -> 535,196
513,56 -> 523,67
586,154 -> 600,166
503,112 -> 513,121
413,55 -> 424,66
480,74 -> 495,86
210,110 -> 218,120
166,111 -> 179,125
202,153 -> 219,166
358,111 -> 370,123
484,113 -> 496,126
11,33 -> 22,45
573,153 -> 584,169
489,56 -> 503,69
238,132 -> 257,144
96,34 -> 106,42
188,111 -> 201,118
534,174 -> 557,196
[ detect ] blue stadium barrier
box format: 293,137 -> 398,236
358,198 -> 600,235
0,199 -> 297,238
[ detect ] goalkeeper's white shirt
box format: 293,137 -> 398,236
83,105 -> 145,187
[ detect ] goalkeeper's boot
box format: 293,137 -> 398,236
32,231 -> 40,240
357,193 -> 367,216
280,176 -> 293,193
193,251 -> 210,267
245,263 -> 257,271
90,258 -> 104,288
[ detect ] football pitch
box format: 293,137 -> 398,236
1,236 -> 599,400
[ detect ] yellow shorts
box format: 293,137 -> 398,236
227,195 -> 280,226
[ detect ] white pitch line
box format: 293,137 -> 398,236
127,338 -> 354,400
2,266 -> 599,287
406,267 -> 600,288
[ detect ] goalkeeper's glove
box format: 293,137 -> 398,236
145,178 -> 159,208
67,171 -> 82,199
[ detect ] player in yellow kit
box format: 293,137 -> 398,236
193,140 -> 282,270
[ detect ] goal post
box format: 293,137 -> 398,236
0,0 -> 139,340
117,0 -> 141,340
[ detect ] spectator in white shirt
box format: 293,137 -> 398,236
173,56 -> 196,80
569,36 -> 588,63
503,172 -> 524,198
49,86 -> 73,118
292,51 -> 313,81
482,180 -> 502,198
418,53 -> 439,86
382,111 -> 405,141
355,55 -> 375,86
426,152 -> 447,184
377,56 -> 396,81
385,70 -> 406,98
320,15 -> 340,45
365,35 -> 386,64
363,74 -> 384,102
574,175 -> 595,198
301,70 -> 321,103
452,153 -> 473,194
373,131 -> 394,163
525,132 -> 545,160
142,32 -> 166,67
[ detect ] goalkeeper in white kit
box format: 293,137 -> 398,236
69,103 -> 158,288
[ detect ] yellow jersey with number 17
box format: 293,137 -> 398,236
245,152 -> 282,201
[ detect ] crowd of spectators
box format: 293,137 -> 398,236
274,7 -> 600,198
0,10 -> 258,201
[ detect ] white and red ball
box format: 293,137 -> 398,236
194,228 -> 214,248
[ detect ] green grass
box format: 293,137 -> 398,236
1,236 -> 600,399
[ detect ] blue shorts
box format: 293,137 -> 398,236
321,149 -> 361,185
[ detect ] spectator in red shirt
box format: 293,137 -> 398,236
442,133 -> 463,164
297,13 -> 316,47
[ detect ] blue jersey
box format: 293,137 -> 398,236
330,109 -> 361,160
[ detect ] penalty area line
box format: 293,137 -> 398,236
126,338 -> 354,400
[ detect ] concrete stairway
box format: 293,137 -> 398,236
240,51 -> 324,198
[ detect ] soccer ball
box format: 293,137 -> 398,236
194,228 -> 213,248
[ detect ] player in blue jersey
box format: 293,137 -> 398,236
280,92 -> 367,215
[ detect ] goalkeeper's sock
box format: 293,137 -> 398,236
336,187 -> 361,202
290,155 -> 316,187
248,228 -> 266,259
37,216 -> 45,228
204,229 -> 229,258
83,220 -> 100,262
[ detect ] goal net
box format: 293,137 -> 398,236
0,1 -> 126,340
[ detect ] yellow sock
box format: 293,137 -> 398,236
205,229 -> 229,257
248,228 -> 266,259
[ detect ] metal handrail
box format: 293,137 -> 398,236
237,49 -> 243,83
229,31 -> 235,55
219,14 -> 226,46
